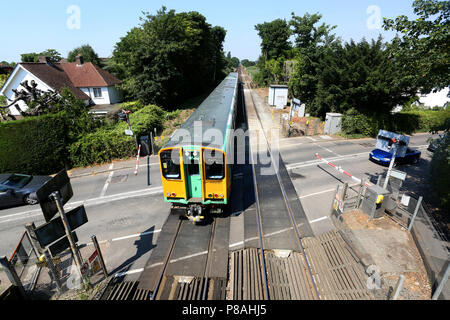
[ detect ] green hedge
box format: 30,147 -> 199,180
0,114 -> 70,175
429,132 -> 450,212
342,109 -> 450,137
69,105 -> 165,167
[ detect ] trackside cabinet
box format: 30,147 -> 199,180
361,185 -> 391,220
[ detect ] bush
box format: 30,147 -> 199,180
429,132 -> 450,212
69,129 -> 136,167
119,101 -> 146,113
342,109 -> 450,137
0,114 -> 70,175
69,104 -> 165,167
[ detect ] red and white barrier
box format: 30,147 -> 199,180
135,145 -> 142,176
314,153 -> 372,187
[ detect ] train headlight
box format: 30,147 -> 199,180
171,193 -> 177,198
208,194 -> 213,198
166,193 -> 171,197
220,194 -> 224,198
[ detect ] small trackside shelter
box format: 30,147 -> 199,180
376,130 -> 410,158
324,113 -> 343,135
269,85 -> 288,109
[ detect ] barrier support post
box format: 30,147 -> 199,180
0,256 -> 28,299
91,235 -> 108,278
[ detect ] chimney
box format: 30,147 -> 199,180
76,54 -> 84,66
38,56 -> 51,64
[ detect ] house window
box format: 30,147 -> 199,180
93,88 -> 102,98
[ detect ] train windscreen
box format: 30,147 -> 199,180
204,150 -> 225,180
160,150 -> 181,180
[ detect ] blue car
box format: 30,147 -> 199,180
370,148 -> 421,166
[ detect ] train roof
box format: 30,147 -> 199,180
163,73 -> 239,150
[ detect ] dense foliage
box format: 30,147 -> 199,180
255,19 -> 292,60
341,109 -> 450,136
240,59 -> 256,68
21,49 -> 62,63
383,0 -> 450,93
429,121 -> 450,212
110,7 -> 230,110
0,114 -> 70,175
290,37 -> 418,118
67,44 -> 102,66
69,105 -> 165,167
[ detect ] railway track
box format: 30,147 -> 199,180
102,68 -> 373,301
102,214 -> 227,300
231,68 -> 320,300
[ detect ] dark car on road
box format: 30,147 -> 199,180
369,148 -> 421,167
0,173 -> 51,209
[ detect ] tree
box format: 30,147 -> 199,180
289,37 -> 417,118
290,12 -> 337,52
39,49 -> 63,63
21,53 -> 39,63
241,59 -> 256,68
255,19 -> 292,61
225,52 -> 240,70
383,0 -> 450,93
21,49 -> 62,63
67,44 -> 102,66
111,7 -> 228,109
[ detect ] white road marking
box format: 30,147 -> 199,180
287,152 -> 369,170
0,186 -> 164,225
310,216 -> 329,224
111,229 -> 162,242
314,143 -> 342,157
320,136 -> 332,140
100,164 -> 114,198
300,188 -> 337,199
170,251 -> 209,263
307,137 -> 317,142
115,268 -> 144,278
229,241 -> 245,249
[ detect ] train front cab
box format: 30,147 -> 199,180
159,147 -> 231,223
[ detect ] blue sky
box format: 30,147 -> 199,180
0,0 -> 416,63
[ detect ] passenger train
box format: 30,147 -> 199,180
158,73 -> 239,222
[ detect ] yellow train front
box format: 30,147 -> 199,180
158,73 -> 239,223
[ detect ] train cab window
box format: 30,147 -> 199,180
184,152 -> 200,176
204,150 -> 225,180
160,150 -> 181,180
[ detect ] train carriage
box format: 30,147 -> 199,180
159,73 -> 239,222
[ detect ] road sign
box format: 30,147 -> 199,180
34,206 -> 88,247
49,232 -> 78,256
391,169 -> 407,181
36,170 -> 73,222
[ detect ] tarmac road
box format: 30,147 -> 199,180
0,132 -> 437,280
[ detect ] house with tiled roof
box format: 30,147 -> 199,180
0,55 -> 122,116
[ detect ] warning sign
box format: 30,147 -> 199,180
88,250 -> 102,275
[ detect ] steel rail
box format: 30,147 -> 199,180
150,217 -> 184,300
201,218 -> 218,300
242,68 -> 321,300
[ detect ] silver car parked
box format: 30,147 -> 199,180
0,173 -> 51,209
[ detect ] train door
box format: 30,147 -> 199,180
183,150 -> 203,200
